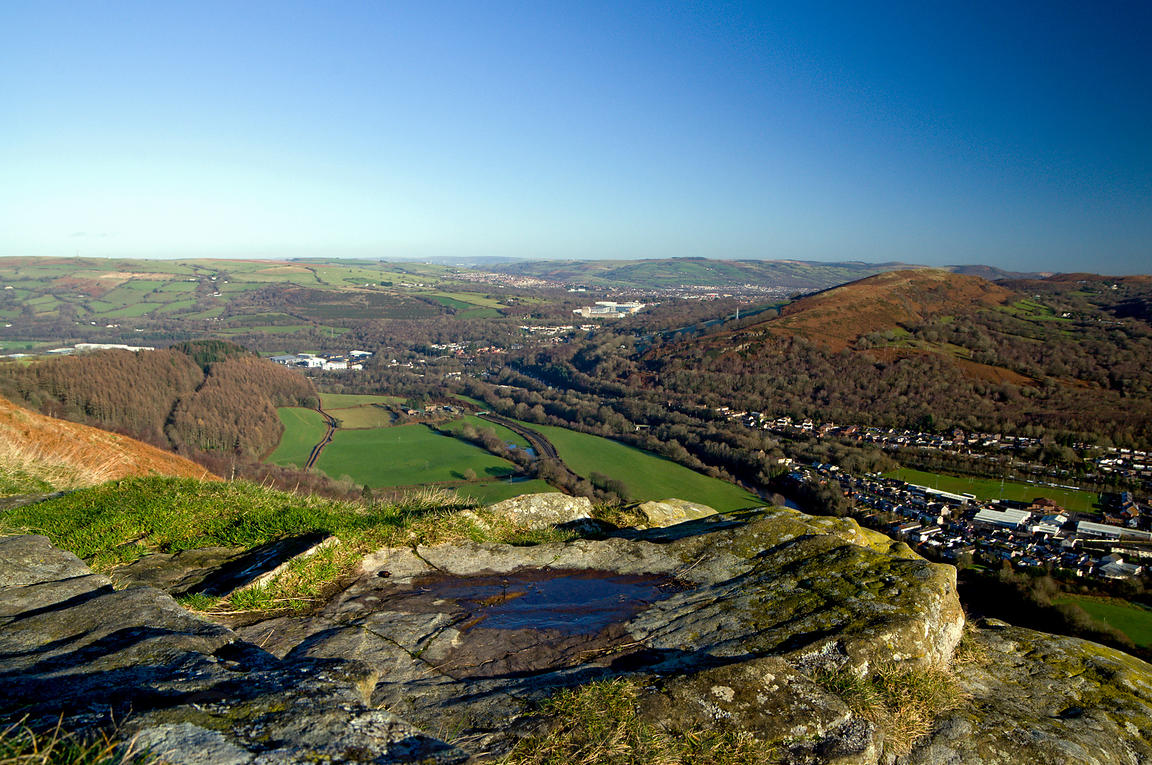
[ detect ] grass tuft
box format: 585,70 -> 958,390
0,719 -> 150,765
505,678 -> 775,765
813,663 -> 968,757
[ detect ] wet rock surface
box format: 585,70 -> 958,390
4,501 -> 1152,764
0,535 -> 464,764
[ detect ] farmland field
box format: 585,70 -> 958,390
331,405 -> 395,429
315,424 -> 516,486
884,467 -> 1099,512
1055,595 -> 1152,647
519,421 -> 762,511
267,407 -> 328,466
320,393 -> 403,408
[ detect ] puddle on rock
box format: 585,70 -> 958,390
415,569 -> 679,633
375,568 -> 685,679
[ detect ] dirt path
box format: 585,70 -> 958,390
304,405 -> 339,470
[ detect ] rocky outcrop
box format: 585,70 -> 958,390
637,497 -> 717,527
239,508 -> 964,759
907,618 -> 1152,764
4,504 -> 1152,764
484,491 -> 593,529
0,535 -> 464,764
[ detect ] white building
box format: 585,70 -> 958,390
973,507 -> 1033,529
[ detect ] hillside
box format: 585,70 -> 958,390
0,394 -> 217,494
638,270 -> 1152,443
484,258 -> 1040,291
770,269 -> 1016,351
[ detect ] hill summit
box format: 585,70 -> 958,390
770,269 -> 1015,351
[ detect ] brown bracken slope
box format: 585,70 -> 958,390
0,395 -> 218,487
769,269 -> 1015,351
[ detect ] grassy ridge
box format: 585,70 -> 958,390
884,466 -> 1099,512
522,421 -> 761,511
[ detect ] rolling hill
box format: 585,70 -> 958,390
639,270 -> 1152,443
0,394 -> 217,495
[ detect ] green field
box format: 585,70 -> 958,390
453,478 -> 556,504
521,421 -> 762,511
444,415 -> 531,449
1055,595 -> 1152,647
267,407 -> 328,466
320,393 -> 403,409
315,424 -> 516,487
332,405 -> 395,429
885,467 -> 1099,512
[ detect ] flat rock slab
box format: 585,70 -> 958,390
241,508 -> 966,758
0,535 -> 464,764
111,533 -> 333,596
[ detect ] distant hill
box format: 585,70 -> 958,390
484,257 -> 1040,291
639,270 -> 1152,443
769,269 -> 1016,351
0,394 -> 217,495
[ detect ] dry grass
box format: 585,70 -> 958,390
0,719 -> 150,765
813,662 -> 968,757
0,395 -> 215,496
505,678 -> 775,765
0,439 -> 120,495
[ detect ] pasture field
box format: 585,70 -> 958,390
1055,595 -> 1152,647
331,405 -> 395,429
884,467 -> 1099,512
428,291 -> 505,308
267,407 -> 328,467
315,424 -> 516,487
443,415 -> 532,450
320,393 -> 404,408
520,422 -> 762,511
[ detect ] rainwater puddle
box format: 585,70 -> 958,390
411,569 -> 682,634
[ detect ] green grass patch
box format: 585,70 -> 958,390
428,291 -> 505,308
1054,595 -> 1152,647
459,307 -> 503,319
316,424 -> 517,487
884,467 -> 1099,512
320,393 -> 403,409
102,302 -> 164,318
521,422 -> 761,511
267,407 -> 328,467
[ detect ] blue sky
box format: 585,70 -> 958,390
2,1 -> 1149,272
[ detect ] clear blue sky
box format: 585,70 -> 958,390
2,1 -> 1149,272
